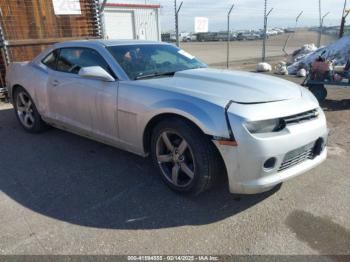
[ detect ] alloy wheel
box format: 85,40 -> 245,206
156,131 -> 196,187
16,91 -> 35,129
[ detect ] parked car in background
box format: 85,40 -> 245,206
161,33 -> 171,42
237,32 -> 261,41
196,32 -> 218,42
236,32 -> 245,41
179,32 -> 190,42
266,29 -> 279,36
213,32 -> 237,41
6,40 -> 328,195
165,32 -> 192,42
169,33 -> 177,42
285,28 -> 296,33
273,28 -> 285,34
183,33 -> 197,42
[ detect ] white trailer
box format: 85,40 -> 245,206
102,3 -> 161,41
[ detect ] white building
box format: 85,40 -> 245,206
102,3 -> 161,41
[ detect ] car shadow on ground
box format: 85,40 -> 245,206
321,99 -> 350,112
0,107 -> 279,230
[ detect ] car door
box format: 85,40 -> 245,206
47,47 -> 119,140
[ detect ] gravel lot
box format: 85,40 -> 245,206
0,42 -> 349,255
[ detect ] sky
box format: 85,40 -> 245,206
113,0 -> 348,32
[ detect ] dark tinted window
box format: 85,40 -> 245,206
56,48 -> 111,75
42,50 -> 59,70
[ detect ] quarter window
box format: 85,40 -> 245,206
42,50 -> 59,70
56,48 -> 111,75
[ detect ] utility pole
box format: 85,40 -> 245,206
227,3 -> 234,69
318,12 -> 330,47
175,0 -> 183,47
339,0 -> 349,38
283,11 -> 303,55
262,0 -> 273,62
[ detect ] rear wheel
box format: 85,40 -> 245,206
150,118 -> 222,195
14,87 -> 47,133
308,84 -> 327,103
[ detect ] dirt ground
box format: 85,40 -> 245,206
0,39 -> 349,255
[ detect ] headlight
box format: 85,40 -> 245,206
245,118 -> 286,134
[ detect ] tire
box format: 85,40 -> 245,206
308,84 -> 327,103
13,87 -> 47,133
150,118 -> 223,195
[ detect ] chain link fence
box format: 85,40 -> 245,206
176,29 -> 338,70
0,0 -> 102,91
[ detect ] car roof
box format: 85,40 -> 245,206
53,39 -> 169,49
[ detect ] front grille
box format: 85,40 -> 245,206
278,142 -> 315,172
283,109 -> 318,125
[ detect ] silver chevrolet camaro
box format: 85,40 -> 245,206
6,40 -> 328,195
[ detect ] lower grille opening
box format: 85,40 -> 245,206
278,142 -> 315,172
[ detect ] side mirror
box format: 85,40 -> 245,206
78,66 -> 115,82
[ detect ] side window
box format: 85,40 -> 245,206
56,48 -> 112,75
42,50 -> 59,70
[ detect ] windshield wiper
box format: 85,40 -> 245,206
135,71 -> 177,80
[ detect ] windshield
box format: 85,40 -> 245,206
107,44 -> 207,80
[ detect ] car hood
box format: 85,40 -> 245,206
140,68 -> 302,105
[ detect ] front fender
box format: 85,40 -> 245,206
134,98 -> 230,155
117,82 -> 230,155
147,98 -> 227,136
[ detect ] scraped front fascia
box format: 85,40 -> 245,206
223,99 -> 288,142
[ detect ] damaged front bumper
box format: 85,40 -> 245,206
214,98 -> 328,194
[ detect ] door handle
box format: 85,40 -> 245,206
52,80 -> 60,86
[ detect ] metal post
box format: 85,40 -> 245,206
226,3 -> 234,69
262,1 -> 273,62
318,12 -> 330,46
175,0 -> 183,47
339,17 -> 346,38
319,0 -> 322,26
342,0 -> 348,17
175,0 -> 177,45
317,0 -> 322,47
100,0 -> 108,13
283,11 -> 303,55
339,10 -> 350,38
262,0 -> 267,62
93,0 -> 103,38
0,11 -> 10,67
339,0 -> 348,38
0,9 -> 10,96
